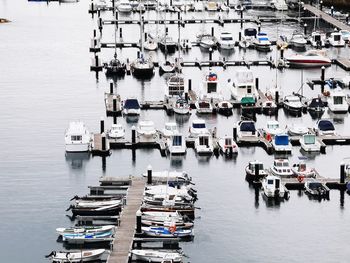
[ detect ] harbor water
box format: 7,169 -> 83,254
1,0 -> 350,262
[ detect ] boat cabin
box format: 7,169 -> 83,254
167,75 -> 185,97
204,72 -> 218,94
124,98 -> 140,110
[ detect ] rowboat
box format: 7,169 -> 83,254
132,249 -> 183,262
45,249 -> 105,262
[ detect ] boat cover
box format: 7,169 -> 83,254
318,120 -> 335,131
124,99 -> 140,109
274,134 -> 289,146
240,122 -> 256,132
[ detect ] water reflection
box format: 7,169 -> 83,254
169,155 -> 185,168
65,152 -> 90,170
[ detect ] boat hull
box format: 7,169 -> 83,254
65,143 -> 90,153
132,66 -> 154,79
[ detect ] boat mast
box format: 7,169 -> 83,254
114,0 -> 117,58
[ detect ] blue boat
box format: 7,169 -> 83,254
272,134 -> 292,153
62,230 -> 114,244
141,226 -> 193,238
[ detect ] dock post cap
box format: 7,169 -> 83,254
100,116 -> 104,121
132,125 -> 136,130
101,132 -> 106,137
321,66 -> 325,69
147,164 -> 152,170
304,23 -> 307,27
113,95 -> 117,99
136,210 -> 142,216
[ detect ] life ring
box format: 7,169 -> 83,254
266,133 -> 272,142
169,225 -> 176,233
297,175 -> 305,183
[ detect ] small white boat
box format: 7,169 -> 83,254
167,133 -> 186,155
144,38 -> 158,51
218,32 -> 235,50
123,98 -> 141,116
199,71 -> 223,103
230,69 -> 258,102
292,161 -> 317,178
287,124 -> 309,136
132,249 -> 182,263
271,0 -> 288,10
262,175 -> 289,199
189,119 -> 208,137
56,225 -> 115,236
340,30 -> 350,42
314,119 -> 336,136
289,32 -> 307,48
173,97 -> 190,115
239,28 -> 257,49
245,160 -> 268,181
162,122 -> 178,137
141,226 -> 193,238
285,49 -> 331,68
283,95 -> 303,115
270,159 -> 294,177
217,101 -> 233,116
197,34 -> 217,49
117,0 -> 133,12
236,120 -> 258,142
253,32 -> 271,52
45,249 -> 105,262
272,134 -> 292,153
264,120 -> 284,137
304,180 -> 329,198
159,60 -> 176,75
195,133 -> 213,155
309,31 -> 326,47
206,1 -> 218,11
327,88 -> 349,113
195,99 -> 213,114
65,122 -> 91,153
328,31 -> 345,47
62,231 -> 114,244
218,136 -> 238,155
108,124 -> 125,139
137,120 -> 157,142
299,134 -> 321,152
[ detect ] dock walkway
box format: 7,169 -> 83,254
108,177 -> 145,263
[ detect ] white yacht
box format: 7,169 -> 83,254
65,122 -> 91,152
137,120 -> 157,142
283,95 -> 303,115
123,98 -> 141,116
230,69 -> 258,103
108,124 -> 125,139
327,88 -> 348,113
218,136 -> 238,155
309,31 -> 326,47
117,0 -> 133,12
299,134 -> 321,152
314,119 -> 336,136
162,122 -> 178,138
199,71 -> 223,103
289,32 -> 307,48
253,32 -> 271,52
262,175 -> 289,199
218,32 -> 235,50
195,133 -> 213,155
272,134 -> 292,153
167,133 -> 186,155
270,159 -> 294,177
328,31 -> 345,47
189,119 -> 208,137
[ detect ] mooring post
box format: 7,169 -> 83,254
240,11 -> 243,28
258,23 -> 261,33
119,27 -> 123,39
209,48 -> 212,61
115,11 -> 118,21
319,0 -> 323,11
98,17 -> 103,34
90,2 -> 94,18
113,95 -> 117,113
147,165 -> 153,184
101,133 -> 106,151
110,82 -> 114,94
137,51 -> 140,59
321,66 -> 325,93
304,23 -> 307,35
100,117 -> 105,134
239,31 -> 242,41
275,91 -> 279,104
113,116 -> 117,125
188,79 -> 192,91
185,92 -> 188,102
280,48 -> 284,60
132,126 -> 136,144
211,27 -> 214,37
170,0 -> 173,6
233,127 -> 237,141
255,163 -> 259,179
331,6 -> 334,17
255,78 -> 259,90
144,32 -> 147,41
340,162 -> 345,184
136,210 -> 142,234
93,29 -> 97,38
226,0 -> 229,6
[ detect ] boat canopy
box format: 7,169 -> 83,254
124,99 -> 140,109
244,28 -> 257,37
318,120 -> 335,131
241,96 -> 255,105
303,134 -> 316,144
274,134 -> 289,146
172,135 -> 182,146
240,121 -> 256,132
308,182 -> 323,189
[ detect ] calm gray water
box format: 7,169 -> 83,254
1,0 -> 350,262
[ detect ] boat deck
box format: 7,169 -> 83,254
107,177 -> 146,263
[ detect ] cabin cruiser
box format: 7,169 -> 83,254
65,122 -> 91,153
264,120 -> 284,137
299,134 -> 321,152
167,133 -> 186,155
117,0 -> 133,12
287,124 -> 309,136
307,97 -> 325,113
245,160 -> 268,181
236,120 -> 258,142
131,54 -> 154,79
272,134 -> 292,153
218,136 -> 238,156
197,34 -> 217,49
253,32 -> 271,52
194,133 -> 213,155
218,32 -> 235,50
328,31 -> 345,47
285,49 -> 331,68
189,119 -> 208,137
239,28 -> 257,49
165,75 -> 185,99
173,98 -> 190,115
314,119 -> 336,136
262,175 -> 289,199
289,32 -> 307,49
217,101 -> 233,116
123,98 -> 141,115
195,99 -> 213,114
199,71 -> 223,103
162,122 -> 178,137
270,159 -> 294,177
283,95 -> 303,115
292,160 -> 317,178
230,69 -> 258,102
108,124 -> 125,139
327,88 -> 349,113
309,31 -> 326,47
137,120 -> 157,142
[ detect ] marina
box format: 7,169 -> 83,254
3,0 -> 350,262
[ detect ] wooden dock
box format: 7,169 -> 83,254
107,177 -> 145,263
334,58 -> 350,71
91,133 -> 111,156
304,4 -> 350,31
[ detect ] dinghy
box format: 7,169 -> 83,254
62,230 -> 114,244
56,225 -> 115,236
217,101 -> 233,116
262,175 -> 289,199
141,226 -> 193,238
132,249 -> 183,262
45,249 -> 105,262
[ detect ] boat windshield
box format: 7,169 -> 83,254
225,138 -> 232,145
172,135 -> 182,146
268,123 -> 279,130
333,34 -> 341,41
221,36 -> 233,41
71,135 -> 82,141
333,96 -> 344,105
309,182 -> 322,189
267,179 -> 274,185
199,135 -> 209,146
193,123 -> 206,129
318,120 -> 335,131
124,99 -> 140,109
207,82 -> 217,93
275,135 -> 289,146
304,134 -> 316,144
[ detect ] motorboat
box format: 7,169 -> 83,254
132,249 -> 183,263
65,122 -> 91,153
307,97 -> 325,113
218,136 -> 238,156
195,99 -> 213,114
61,230 -> 114,244
239,28 -> 257,49
197,34 -> 217,49
104,54 -> 126,77
117,0 -> 133,12
270,159 -> 294,178
173,98 -> 190,115
194,133 -> 213,155
108,124 -> 125,139
56,225 -> 115,237
340,30 -> 350,42
166,75 -> 185,98
189,119 -> 208,137
180,39 -> 192,50
253,32 -> 271,52
264,120 -> 284,137
141,226 -> 193,238
137,120 -> 157,142
304,180 -> 330,198
289,32 -> 307,49
285,49 -> 331,68
271,0 -> 288,10
206,1 -> 218,11
45,249 -> 105,263
141,171 -> 191,185
314,119 -> 336,136
218,32 -> 235,50
309,31 -> 326,47
159,36 -> 177,54
199,71 -> 223,103
262,175 -> 289,199
162,122 -> 178,137
131,54 -> 154,79
123,98 -> 141,115
167,133 -> 186,155
217,101 -> 233,116
292,160 -> 317,178
262,100 -> 278,115
245,160 -> 268,181
272,134 -> 292,153
299,134 -> 321,152
67,199 -> 122,216
144,38 -> 158,51
236,120 -> 258,142
234,4 -> 245,12
159,60 -> 176,75
327,88 -> 349,113
328,31 -> 345,47
283,95 -> 303,115
230,69 -> 258,102
287,124 -> 309,136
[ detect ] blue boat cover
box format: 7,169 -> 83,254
318,120 -> 335,131
240,122 -> 256,132
124,99 -> 140,109
275,135 -> 289,146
